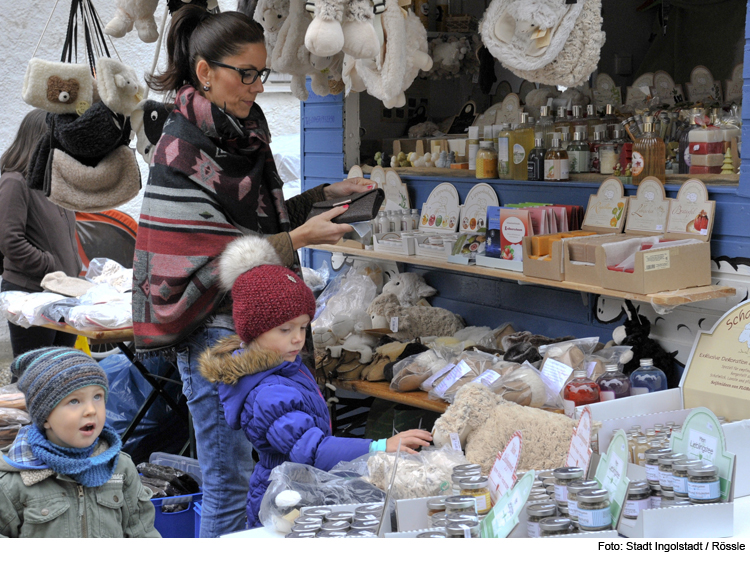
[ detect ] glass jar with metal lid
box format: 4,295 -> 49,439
327,511 -> 355,522
688,464 -> 721,504
454,464 -> 482,475
537,470 -> 555,482
452,470 -> 480,495
427,498 -> 446,517
541,477 -> 557,489
566,479 -> 599,520
428,510 -> 446,527
527,493 -> 553,504
539,517 -> 572,537
446,520 -> 481,538
672,459 -> 702,497
459,476 -> 491,515
286,531 -> 317,538
446,511 -> 479,524
650,484 -> 662,509
320,520 -> 350,532
645,448 -> 671,484
658,453 -> 686,489
431,517 -> 448,529
303,506 -> 333,519
526,502 -> 557,538
660,486 -> 674,506
553,467 -> 584,505
445,495 -> 478,513
622,481 -> 651,519
417,531 -> 447,538
291,523 -> 320,534
577,489 -> 612,532
316,530 -> 348,538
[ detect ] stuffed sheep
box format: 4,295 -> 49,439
367,294 -> 464,341
96,58 -> 145,117
380,272 -> 436,307
304,0 -> 380,59
432,383 -> 576,474
254,0 -> 290,67
104,0 -> 160,43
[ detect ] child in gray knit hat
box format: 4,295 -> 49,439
0,347 -> 160,537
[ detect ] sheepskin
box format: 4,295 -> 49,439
367,293 -> 464,341
433,383 -> 575,474
104,0 -> 160,43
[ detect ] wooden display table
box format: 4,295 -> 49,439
309,244 -> 735,307
333,379 -> 448,413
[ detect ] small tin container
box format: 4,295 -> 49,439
302,506 -> 332,519
290,523 -> 320,534
327,511 -> 355,522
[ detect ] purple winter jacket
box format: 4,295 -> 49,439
199,343 -> 372,527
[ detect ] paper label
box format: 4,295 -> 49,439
449,432 -> 462,453
540,358 -> 573,394
577,507 -> 612,529
433,360 -> 471,397
645,463 -> 660,482
568,499 -> 578,519
673,476 -> 689,495
622,498 -> 650,519
631,151 -> 645,176
566,406 -> 593,470
688,480 -> 720,500
650,495 -> 661,509
658,470 -> 673,489
554,484 -> 568,504
472,369 -> 501,386
488,432 -> 522,504
421,363 -> 455,389
600,390 -> 616,402
513,143 -> 525,165
686,428 -> 718,464
563,399 -> 576,418
643,249 -> 670,271
526,521 -> 541,538
389,317 -> 398,332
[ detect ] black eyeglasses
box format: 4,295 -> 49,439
208,60 -> 271,85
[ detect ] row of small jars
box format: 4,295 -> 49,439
425,495 -> 483,538
645,450 -> 722,504
372,209 -> 420,235
285,503 -> 385,538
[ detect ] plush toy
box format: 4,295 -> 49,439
95,58 -> 144,116
130,99 -> 174,163
435,150 -> 449,168
381,10 -> 432,109
309,52 -> 344,96
381,272 -> 436,307
367,293 -> 464,341
167,0 -> 219,13
254,0 -> 290,67
272,0 -> 316,100
305,0 -> 380,59
610,300 -> 679,388
104,0 -> 160,43
422,35 -> 476,81
432,382 -> 576,474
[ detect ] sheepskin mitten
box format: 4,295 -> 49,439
219,235 -> 316,344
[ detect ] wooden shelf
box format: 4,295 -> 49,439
333,379 -> 448,413
41,324 -> 133,344
308,244 -> 736,307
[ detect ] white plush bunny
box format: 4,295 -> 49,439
104,0 -> 160,43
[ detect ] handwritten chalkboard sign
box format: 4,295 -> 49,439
446,101 -> 477,135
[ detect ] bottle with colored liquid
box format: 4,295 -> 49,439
544,134 -> 569,181
527,137 -> 546,181
535,106 -> 555,152
512,113 -> 535,181
629,358 -> 667,395
632,116 -> 666,184
563,370 -> 600,418
568,127 -> 590,174
497,123 -> 513,180
596,364 -> 631,401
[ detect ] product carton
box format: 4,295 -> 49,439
447,182 -> 498,265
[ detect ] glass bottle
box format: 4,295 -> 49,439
568,127 -> 590,174
410,209 -> 420,231
497,124 -> 513,180
678,114 -> 699,174
376,210 -> 389,234
560,129 -> 571,151
563,370 -> 600,417
467,126 -> 479,170
544,134 -> 568,181
527,137 -> 546,182
536,106 -> 556,152
555,106 -> 571,135
571,105 -> 586,130
602,104 -> 618,139
399,209 -> 410,232
589,126 -> 607,173
585,104 -> 603,142
476,141 -> 498,179
512,113 -> 535,181
632,116 -> 666,184
629,358 -> 667,395
599,137 -> 619,175
387,210 -> 397,232
596,363 -> 631,401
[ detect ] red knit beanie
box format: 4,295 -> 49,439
219,235 -> 316,344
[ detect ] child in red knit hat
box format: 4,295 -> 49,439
199,235 -> 431,528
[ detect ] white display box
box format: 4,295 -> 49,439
373,231 -> 416,256
475,252 -> 524,272
414,183 -> 460,260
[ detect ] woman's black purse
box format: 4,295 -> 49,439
306,188 -> 385,224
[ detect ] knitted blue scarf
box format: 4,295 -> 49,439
20,424 -> 122,487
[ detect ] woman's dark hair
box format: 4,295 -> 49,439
0,109 -> 47,176
147,5 -> 265,93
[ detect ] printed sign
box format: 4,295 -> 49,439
582,177 -> 628,232
480,471 -> 534,538
625,177 -> 669,235
666,179 -> 714,241
488,432 -> 522,504
594,429 -> 630,526
566,406 -> 593,470
449,432 -> 463,453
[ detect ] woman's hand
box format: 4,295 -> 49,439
386,429 -> 433,455
324,177 -> 377,200
289,206 -> 353,249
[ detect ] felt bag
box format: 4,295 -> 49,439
22,58 -> 95,115
306,188 -> 385,224
480,0 -> 605,88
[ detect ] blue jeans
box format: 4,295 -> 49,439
176,325 -> 255,538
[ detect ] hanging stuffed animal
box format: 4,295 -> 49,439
104,0 -> 160,43
386,10 -> 432,108
480,0 -> 605,87
130,99 -> 174,162
309,52 -> 344,96
272,0 -> 316,100
342,53 -> 366,95
304,0 -> 380,59
254,0 -> 290,67
95,58 -> 145,116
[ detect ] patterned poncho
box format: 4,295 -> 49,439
132,85 -> 293,355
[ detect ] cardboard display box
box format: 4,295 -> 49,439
522,230 -> 598,282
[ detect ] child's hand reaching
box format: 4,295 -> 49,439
386,429 -> 433,454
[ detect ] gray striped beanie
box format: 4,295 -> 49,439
14,347 -> 109,428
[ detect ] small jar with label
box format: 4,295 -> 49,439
539,517 -> 572,537
526,502 -> 557,538
451,470 -> 479,495
476,141 -> 498,179
444,495 -> 478,514
427,498 -> 445,516
445,520 -> 481,538
553,467 -> 584,506
622,481 -> 651,519
658,453 -> 686,490
660,486 -> 675,507
633,436 -> 649,466
459,476 -> 491,516
672,459 -> 701,497
410,209 -> 420,231
688,464 -> 721,504
650,484 -> 662,509
645,447 -> 671,485
566,479 -> 599,520
577,489 -> 612,532
376,210 -> 389,234
428,510 -> 446,528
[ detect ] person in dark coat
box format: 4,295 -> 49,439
199,235 -> 432,527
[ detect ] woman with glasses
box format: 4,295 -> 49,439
135,5 -> 373,537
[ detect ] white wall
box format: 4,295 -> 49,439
0,1 -> 300,348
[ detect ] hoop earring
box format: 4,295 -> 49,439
203,83 -> 210,91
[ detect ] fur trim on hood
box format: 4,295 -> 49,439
199,335 -> 285,385
218,234 -> 282,292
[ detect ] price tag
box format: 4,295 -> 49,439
433,360 -> 471,397
449,432 -> 462,453
472,369 -> 501,386
421,363 -> 455,390
566,406 -> 593,470
488,432 -> 522,504
389,317 -> 398,332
